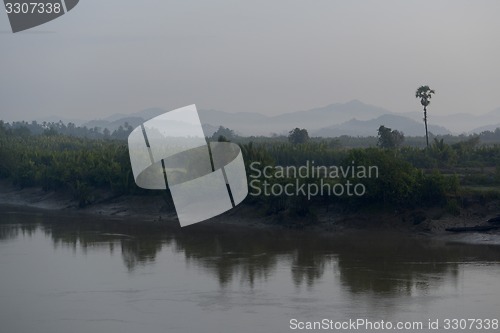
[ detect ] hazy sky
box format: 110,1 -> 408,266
1,0 -> 500,121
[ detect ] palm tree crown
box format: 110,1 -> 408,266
415,85 -> 435,108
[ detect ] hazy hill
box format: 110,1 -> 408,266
35,115 -> 86,126
84,117 -> 144,131
269,99 -> 393,128
77,100 -> 500,137
198,100 -> 394,136
82,100 -> 396,136
82,108 -> 166,131
314,114 -> 451,137
471,123 -> 500,133
402,107 -> 500,134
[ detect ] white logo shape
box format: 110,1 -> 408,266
127,105 -> 248,227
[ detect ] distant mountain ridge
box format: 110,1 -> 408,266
198,100 -> 395,136
401,107 -> 500,134
78,100 -> 500,137
314,114 -> 451,137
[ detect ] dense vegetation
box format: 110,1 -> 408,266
0,128 -> 135,207
0,120 -> 499,222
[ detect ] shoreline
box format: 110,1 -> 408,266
1,180 -> 499,244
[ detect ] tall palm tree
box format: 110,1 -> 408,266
415,85 -> 435,148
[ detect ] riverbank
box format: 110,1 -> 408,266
1,180 -> 499,238
0,180 -> 279,228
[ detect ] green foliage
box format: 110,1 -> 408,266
288,128 -> 310,145
377,125 -> 405,149
239,140 -> 471,219
0,124 -> 497,222
0,133 -> 138,206
2,120 -> 133,140
429,138 -> 458,166
217,135 -> 230,142
211,126 -> 236,141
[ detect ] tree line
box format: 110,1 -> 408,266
1,120 -> 499,222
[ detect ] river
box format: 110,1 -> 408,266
1,206 -> 500,333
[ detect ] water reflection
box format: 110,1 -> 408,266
335,237 -> 460,295
1,208 -> 500,296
